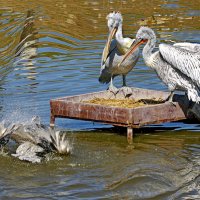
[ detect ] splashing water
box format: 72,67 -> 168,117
0,1 -> 200,199
0,116 -> 72,163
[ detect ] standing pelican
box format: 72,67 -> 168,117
99,11 -> 139,95
119,26 -> 200,103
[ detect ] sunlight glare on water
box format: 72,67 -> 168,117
0,0 -> 200,199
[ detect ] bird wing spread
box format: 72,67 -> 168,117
12,141 -> 44,163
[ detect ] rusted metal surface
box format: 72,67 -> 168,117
50,87 -> 188,126
50,87 -> 193,141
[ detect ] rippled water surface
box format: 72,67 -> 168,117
0,0 -> 200,199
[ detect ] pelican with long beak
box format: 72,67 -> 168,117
99,11 -> 139,96
118,26 -> 200,103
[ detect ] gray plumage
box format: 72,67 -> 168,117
12,142 -> 44,163
99,40 -> 139,83
99,12 -> 139,91
159,43 -> 200,87
0,116 -> 71,163
173,42 -> 200,53
0,122 -> 17,147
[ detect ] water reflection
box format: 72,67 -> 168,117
0,0 -> 199,199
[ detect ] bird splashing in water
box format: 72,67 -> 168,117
0,116 -> 72,163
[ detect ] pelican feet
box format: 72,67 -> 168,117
164,92 -> 176,106
167,99 -> 176,107
119,86 -> 133,98
108,84 -> 119,95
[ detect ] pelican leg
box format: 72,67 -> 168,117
167,91 -> 174,102
165,91 -> 176,106
108,77 -> 119,95
122,75 -> 126,86
119,75 -> 133,97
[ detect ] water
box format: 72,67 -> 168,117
0,0 -> 200,199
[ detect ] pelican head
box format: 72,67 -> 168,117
118,26 -> 155,66
107,11 -> 123,32
135,26 -> 156,41
102,11 -> 123,64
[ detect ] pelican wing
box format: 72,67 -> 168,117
0,124 -> 17,147
159,43 -> 200,87
99,40 -> 117,83
101,39 -> 117,69
12,141 -> 44,163
173,42 -> 200,53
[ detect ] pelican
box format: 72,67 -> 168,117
119,26 -> 200,103
99,11 -> 139,96
0,116 -> 71,163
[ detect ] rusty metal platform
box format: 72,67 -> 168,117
50,87 -> 192,143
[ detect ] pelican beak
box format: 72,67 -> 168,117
102,27 -> 117,64
118,38 -> 147,67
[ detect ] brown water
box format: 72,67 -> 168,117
0,0 -> 200,199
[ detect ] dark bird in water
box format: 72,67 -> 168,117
0,116 -> 71,163
119,26 -> 200,103
0,122 -> 17,148
99,11 -> 139,96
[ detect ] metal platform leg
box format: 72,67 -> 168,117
127,127 -> 133,144
50,114 -> 55,128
